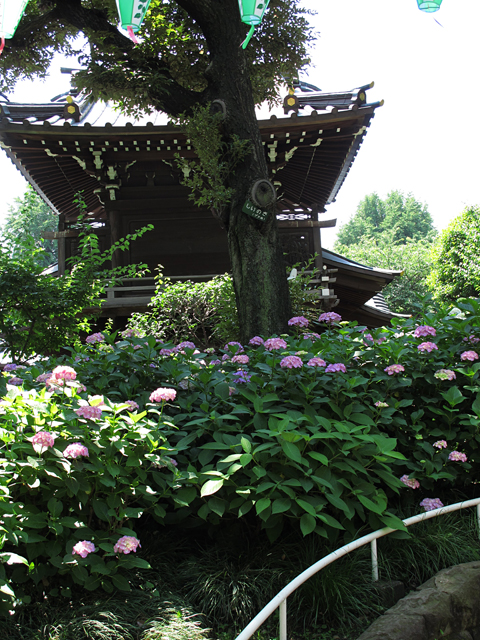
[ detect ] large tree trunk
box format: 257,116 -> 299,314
199,0 -> 292,342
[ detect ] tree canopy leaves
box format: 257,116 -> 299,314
336,190 -> 436,247
0,0 -> 316,115
428,205 -> 480,303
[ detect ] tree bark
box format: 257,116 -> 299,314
180,0 -> 291,342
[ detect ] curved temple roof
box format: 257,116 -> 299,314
0,84 -> 382,223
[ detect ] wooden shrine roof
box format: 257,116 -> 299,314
0,86 -> 382,223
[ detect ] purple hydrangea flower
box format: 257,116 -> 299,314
75,406 -> 103,420
448,451 -> 467,462
325,363 -> 346,373
232,370 -> 251,384
384,364 -> 405,375
461,350 -> 479,362
288,316 -> 309,328
85,332 -> 104,344
224,341 -> 244,352
414,325 -> 436,338
420,498 -> 444,512
417,342 -> 438,353
434,369 -> 456,381
249,336 -> 264,346
280,356 -> 303,369
264,338 -> 287,351
400,475 -> 420,489
318,312 -> 342,324
307,357 -> 326,367
3,364 -> 17,372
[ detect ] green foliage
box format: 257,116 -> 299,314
1,186 -> 57,268
128,272 -> 239,348
0,220 -> 152,362
335,235 -> 434,314
1,1 -> 316,113
127,261 -> 322,349
336,190 -> 436,247
334,191 -> 437,313
3,298 -> 480,617
427,205 -> 480,303
4,591 -> 212,640
173,105 -> 251,213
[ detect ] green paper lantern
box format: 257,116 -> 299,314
115,0 -> 152,33
238,0 -> 270,49
0,0 -> 30,39
417,0 -> 443,13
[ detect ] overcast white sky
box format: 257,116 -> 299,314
0,0 -> 478,248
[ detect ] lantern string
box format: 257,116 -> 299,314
127,26 -> 139,44
0,38 -> 4,56
241,25 -> 255,50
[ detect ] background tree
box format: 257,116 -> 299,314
0,0 -> 316,341
428,205 -> 480,303
1,186 -> 57,268
336,190 -> 436,246
335,191 -> 437,313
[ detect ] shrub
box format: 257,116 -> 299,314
2,299 -> 480,613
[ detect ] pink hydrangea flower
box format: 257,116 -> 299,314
448,451 -> 467,462
303,332 -> 321,341
113,536 -> 141,554
288,316 -> 309,328
222,354 -> 231,361
318,312 -> 342,324
414,325 -> 436,338
8,377 -> 23,386
149,388 -> 177,403
85,332 -> 104,344
434,369 -> 456,381
232,355 -> 249,365
229,386 -> 237,397
32,431 -> 55,453
420,498 -> 444,512
325,363 -> 347,373
400,475 -> 420,489
75,406 -> 103,420
63,443 -> 89,459
72,540 -> 96,558
264,338 -> 288,351
417,342 -> 438,353
433,440 -> 448,449
125,400 -> 139,411
121,328 -> 141,338
464,335 -> 480,344
375,401 -> 389,408
307,357 -> 326,367
384,364 -> 405,375
461,350 -> 479,362
51,366 -> 77,382
280,356 -> 303,369
249,336 -> 264,346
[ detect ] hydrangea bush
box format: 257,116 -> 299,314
1,298 -> 479,610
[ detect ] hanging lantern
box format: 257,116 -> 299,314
0,0 -> 30,55
238,0 -> 270,49
115,0 -> 152,41
417,0 -> 443,13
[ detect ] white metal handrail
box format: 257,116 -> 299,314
235,497 -> 480,640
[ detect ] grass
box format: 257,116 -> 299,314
4,509 -> 480,640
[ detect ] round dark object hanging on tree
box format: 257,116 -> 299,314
210,99 -> 227,120
251,179 -> 276,209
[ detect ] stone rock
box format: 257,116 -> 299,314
356,562 -> 480,640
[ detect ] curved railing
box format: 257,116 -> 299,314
235,498 -> 480,640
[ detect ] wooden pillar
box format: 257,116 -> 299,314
58,214 -> 66,276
